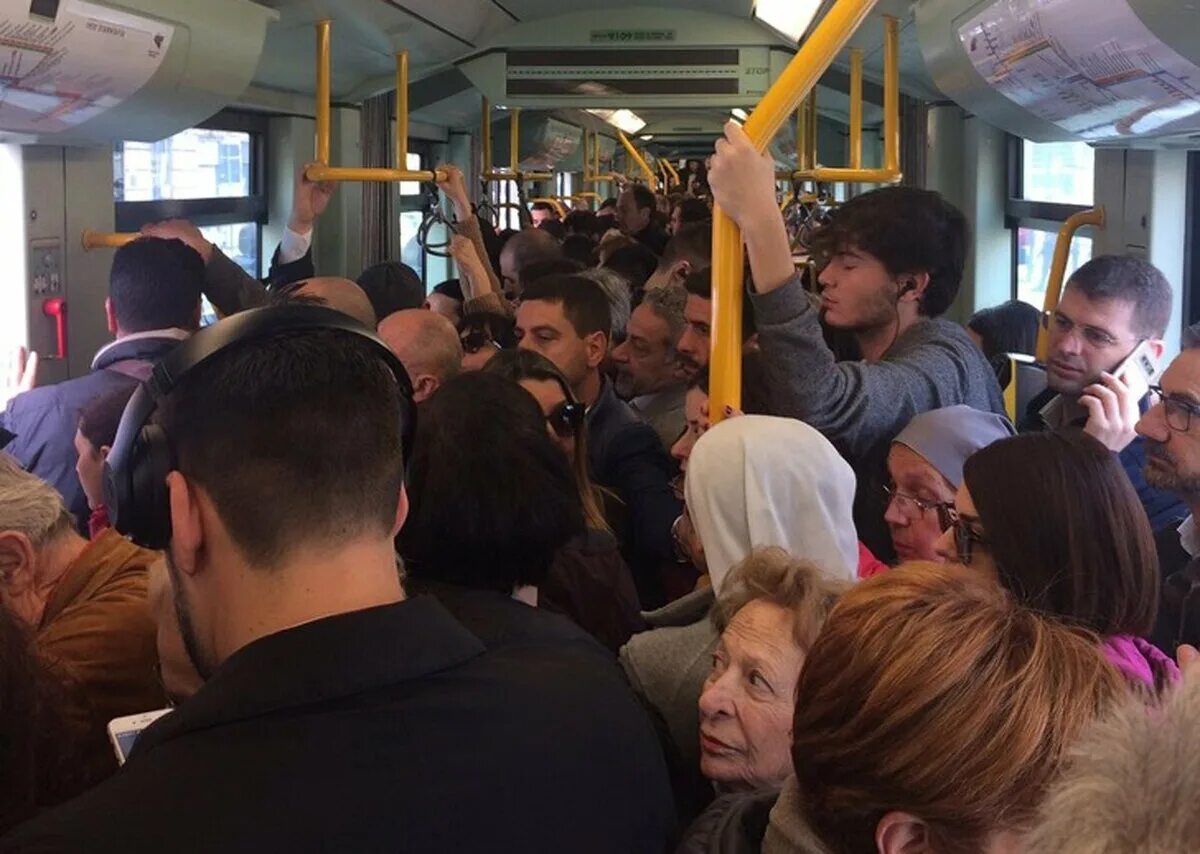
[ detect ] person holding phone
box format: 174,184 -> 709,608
1022,254 -> 1186,530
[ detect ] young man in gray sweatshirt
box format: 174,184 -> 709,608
707,122 -> 1006,560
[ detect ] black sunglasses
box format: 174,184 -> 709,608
547,401 -> 585,439
460,330 -> 499,355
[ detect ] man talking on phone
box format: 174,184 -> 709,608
1022,255 -> 1186,529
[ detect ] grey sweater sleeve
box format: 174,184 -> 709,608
751,272 -> 990,460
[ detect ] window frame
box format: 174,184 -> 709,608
1006,134 -> 1095,302
114,110 -> 268,276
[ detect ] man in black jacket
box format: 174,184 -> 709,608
1,312 -> 674,853
517,275 -> 681,608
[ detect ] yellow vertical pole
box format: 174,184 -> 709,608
806,89 -> 819,168
710,0 -> 878,422
883,15 -> 899,173
396,51 -> 408,171
796,98 -> 811,172
849,47 -> 863,169
510,107 -> 521,172
315,19 -> 332,165
482,97 -> 492,174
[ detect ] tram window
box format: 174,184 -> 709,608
113,112 -> 267,278
398,153 -> 423,197
1020,141 -> 1095,206
557,172 -> 573,200
1015,226 -> 1093,309
492,180 -> 521,230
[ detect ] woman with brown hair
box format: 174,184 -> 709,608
934,429 -> 1177,689
763,563 -> 1126,854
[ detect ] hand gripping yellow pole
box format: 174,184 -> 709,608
710,0 -> 878,422
1035,207 -> 1106,361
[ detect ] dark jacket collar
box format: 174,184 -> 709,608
92,328 -> 190,371
135,597 -> 483,755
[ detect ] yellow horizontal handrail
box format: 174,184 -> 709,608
305,21 -> 445,185
1035,207 -> 1107,361
82,230 -> 138,250
710,0 -> 879,422
794,16 -> 902,184
618,131 -> 657,187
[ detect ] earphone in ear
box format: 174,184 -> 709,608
898,279 -> 917,297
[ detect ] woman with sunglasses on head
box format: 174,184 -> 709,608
935,429 -> 1178,691
457,311 -> 517,372
484,349 -> 643,652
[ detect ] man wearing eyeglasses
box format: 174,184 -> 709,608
1136,329 -> 1200,649
1022,255 -> 1186,530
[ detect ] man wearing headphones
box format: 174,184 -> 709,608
2,305 -> 672,853
705,122 -> 1006,560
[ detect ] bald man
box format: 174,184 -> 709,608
290,277 -> 377,328
377,309 -> 464,403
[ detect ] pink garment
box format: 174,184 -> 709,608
857,542 -> 888,579
88,505 -> 111,540
1102,634 -> 1180,689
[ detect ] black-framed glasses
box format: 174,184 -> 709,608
883,484 -> 953,529
944,506 -> 988,565
1041,309 -> 1139,350
546,401 -> 585,439
1148,385 -> 1200,433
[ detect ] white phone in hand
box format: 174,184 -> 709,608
1114,339 -> 1162,401
107,708 -> 172,764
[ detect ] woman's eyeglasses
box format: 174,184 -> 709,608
883,484 -> 953,529
944,506 -> 988,565
546,401 -> 585,439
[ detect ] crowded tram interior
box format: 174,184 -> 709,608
2,0 -> 1200,850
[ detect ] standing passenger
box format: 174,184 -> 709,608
707,122 -> 1005,559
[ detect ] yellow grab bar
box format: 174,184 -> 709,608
799,16 -> 902,184
1035,207 -> 1107,361
529,197 -> 567,219
82,230 -> 138,250
480,99 -> 553,183
849,47 -> 863,169
618,131 -> 657,187
583,129 -> 618,185
710,0 -> 879,422
663,158 -> 680,187
306,21 -> 445,184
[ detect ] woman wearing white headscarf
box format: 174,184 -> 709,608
619,416 -> 858,818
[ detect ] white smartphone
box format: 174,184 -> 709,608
107,708 -> 172,764
1114,339 -> 1162,401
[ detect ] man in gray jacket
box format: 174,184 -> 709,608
707,122 -> 1006,558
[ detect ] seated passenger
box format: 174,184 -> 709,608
967,299 -> 1041,361
356,260 -> 424,319
1136,331 -> 1200,650
1028,649 -> 1200,854
644,223 -> 712,291
611,285 -> 693,450
761,563 -> 1125,854
1022,255 -> 1185,529
0,607 -> 110,835
621,415 -> 858,794
517,275 -> 680,609
670,198 -> 711,236
0,455 -> 163,752
2,237 -> 204,527
424,278 -> 464,326
74,379 -> 141,538
483,351 -> 644,651
1,307 -> 673,852
937,430 -> 1176,689
617,185 -> 670,255
885,406 -> 1014,563
377,309 -> 463,403
708,123 -> 1005,561
458,311 -> 516,372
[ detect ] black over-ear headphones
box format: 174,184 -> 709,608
103,304 -> 415,551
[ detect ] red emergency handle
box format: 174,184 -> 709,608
42,298 -> 67,360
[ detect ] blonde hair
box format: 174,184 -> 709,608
790,562 -> 1126,852
711,547 -> 850,651
0,454 -> 74,552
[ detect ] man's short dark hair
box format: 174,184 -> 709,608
158,324 -> 407,567
562,234 -> 597,266
521,258 -> 586,290
809,186 -> 968,318
399,372 -> 583,592
521,275 -> 612,339
968,299 -> 1041,360
504,229 -> 562,278
431,278 -> 464,302
530,201 -> 560,218
564,210 -> 599,238
682,268 -> 756,341
78,379 -> 140,450
1066,255 -> 1173,339
109,237 -> 205,333
600,197 -> 618,210
628,185 -> 656,213
659,222 -> 712,271
674,198 -> 710,227
356,261 -> 424,319
603,243 -> 659,292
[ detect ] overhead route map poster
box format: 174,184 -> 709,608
0,0 -> 174,133
959,0 -> 1200,141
